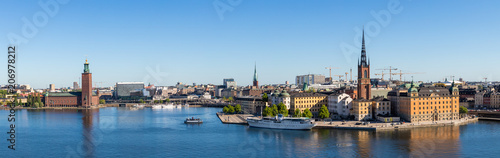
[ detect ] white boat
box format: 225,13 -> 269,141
246,114 -> 316,130
151,105 -> 162,109
162,104 -> 175,109
133,104 -> 145,108
184,117 -> 203,124
176,105 -> 182,109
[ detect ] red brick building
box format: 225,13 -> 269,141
44,59 -> 100,108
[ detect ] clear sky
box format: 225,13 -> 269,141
1,0 -> 499,89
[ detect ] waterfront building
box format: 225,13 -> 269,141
115,82 -> 145,100
327,93 -> 353,119
475,90 -> 500,108
351,99 -> 372,121
388,81 -> 460,122
44,59 -> 100,108
235,96 -> 264,114
290,93 -> 328,118
296,74 -> 326,87
270,90 -> 291,110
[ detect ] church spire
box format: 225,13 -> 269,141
83,59 -> 90,73
360,28 -> 368,67
253,62 -> 258,82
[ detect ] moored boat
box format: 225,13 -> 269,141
246,114 -> 316,130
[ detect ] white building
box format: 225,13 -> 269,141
327,93 -> 353,119
271,90 -> 291,110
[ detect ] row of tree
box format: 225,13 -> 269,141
263,104 -> 330,119
223,104 -> 242,114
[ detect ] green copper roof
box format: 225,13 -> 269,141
83,59 -> 90,73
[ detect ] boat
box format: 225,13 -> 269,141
246,114 -> 316,130
133,104 -> 145,108
162,104 -> 175,109
151,105 -> 162,109
176,105 -> 182,109
184,117 -> 203,124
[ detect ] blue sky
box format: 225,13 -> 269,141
1,0 -> 499,89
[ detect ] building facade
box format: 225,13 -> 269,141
327,93 -> 353,119
296,74 -> 326,86
395,82 -> 460,122
290,93 -> 327,118
44,59 -> 100,108
270,90 -> 291,110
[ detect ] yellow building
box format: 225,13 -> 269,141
351,99 -> 372,121
351,97 -> 392,121
394,82 -> 459,122
290,93 -> 327,118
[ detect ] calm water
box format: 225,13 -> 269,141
1,107 -> 500,158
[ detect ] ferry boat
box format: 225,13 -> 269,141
184,117 -> 203,124
246,114 -> 316,130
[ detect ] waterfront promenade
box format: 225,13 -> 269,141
215,112 -> 479,131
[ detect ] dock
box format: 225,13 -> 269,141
216,113 -> 252,125
315,117 -> 479,131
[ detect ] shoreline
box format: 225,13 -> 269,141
215,113 -> 482,131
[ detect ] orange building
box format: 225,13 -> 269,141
391,82 -> 460,122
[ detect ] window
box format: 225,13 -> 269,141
364,70 -> 367,78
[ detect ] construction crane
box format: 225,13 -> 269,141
325,67 -> 340,80
374,71 -> 388,80
391,70 -> 425,81
376,66 -> 398,81
334,75 -> 344,81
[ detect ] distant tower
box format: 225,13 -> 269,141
253,62 -> 259,87
81,59 -> 93,108
357,29 -> 371,99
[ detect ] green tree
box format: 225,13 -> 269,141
262,93 -> 268,102
228,97 -> 234,102
13,98 -> 18,107
154,100 -> 159,103
99,99 -> 105,104
262,106 -> 269,116
277,103 -> 288,117
294,109 -> 301,117
302,108 -> 313,118
223,106 -> 229,113
223,97 -> 227,101
159,100 -> 163,104
235,104 -> 242,114
227,105 -> 235,114
39,102 -> 44,108
271,104 -> 279,116
165,99 -> 170,102
318,105 -> 330,119
459,106 -> 468,114
139,99 -> 145,104
33,102 -> 39,108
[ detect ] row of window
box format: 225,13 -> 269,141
414,105 -> 458,110
295,100 -> 327,104
413,110 -> 457,114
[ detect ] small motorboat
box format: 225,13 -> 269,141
184,117 -> 203,124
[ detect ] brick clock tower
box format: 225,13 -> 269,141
357,30 -> 371,100
81,59 -> 92,108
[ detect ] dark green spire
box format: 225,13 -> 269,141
253,62 -> 258,82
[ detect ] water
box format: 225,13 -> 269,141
1,107 -> 500,158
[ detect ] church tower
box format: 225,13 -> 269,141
357,30 -> 371,99
81,59 -> 93,108
253,63 -> 258,87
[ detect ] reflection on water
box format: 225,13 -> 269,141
1,108 -> 498,157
